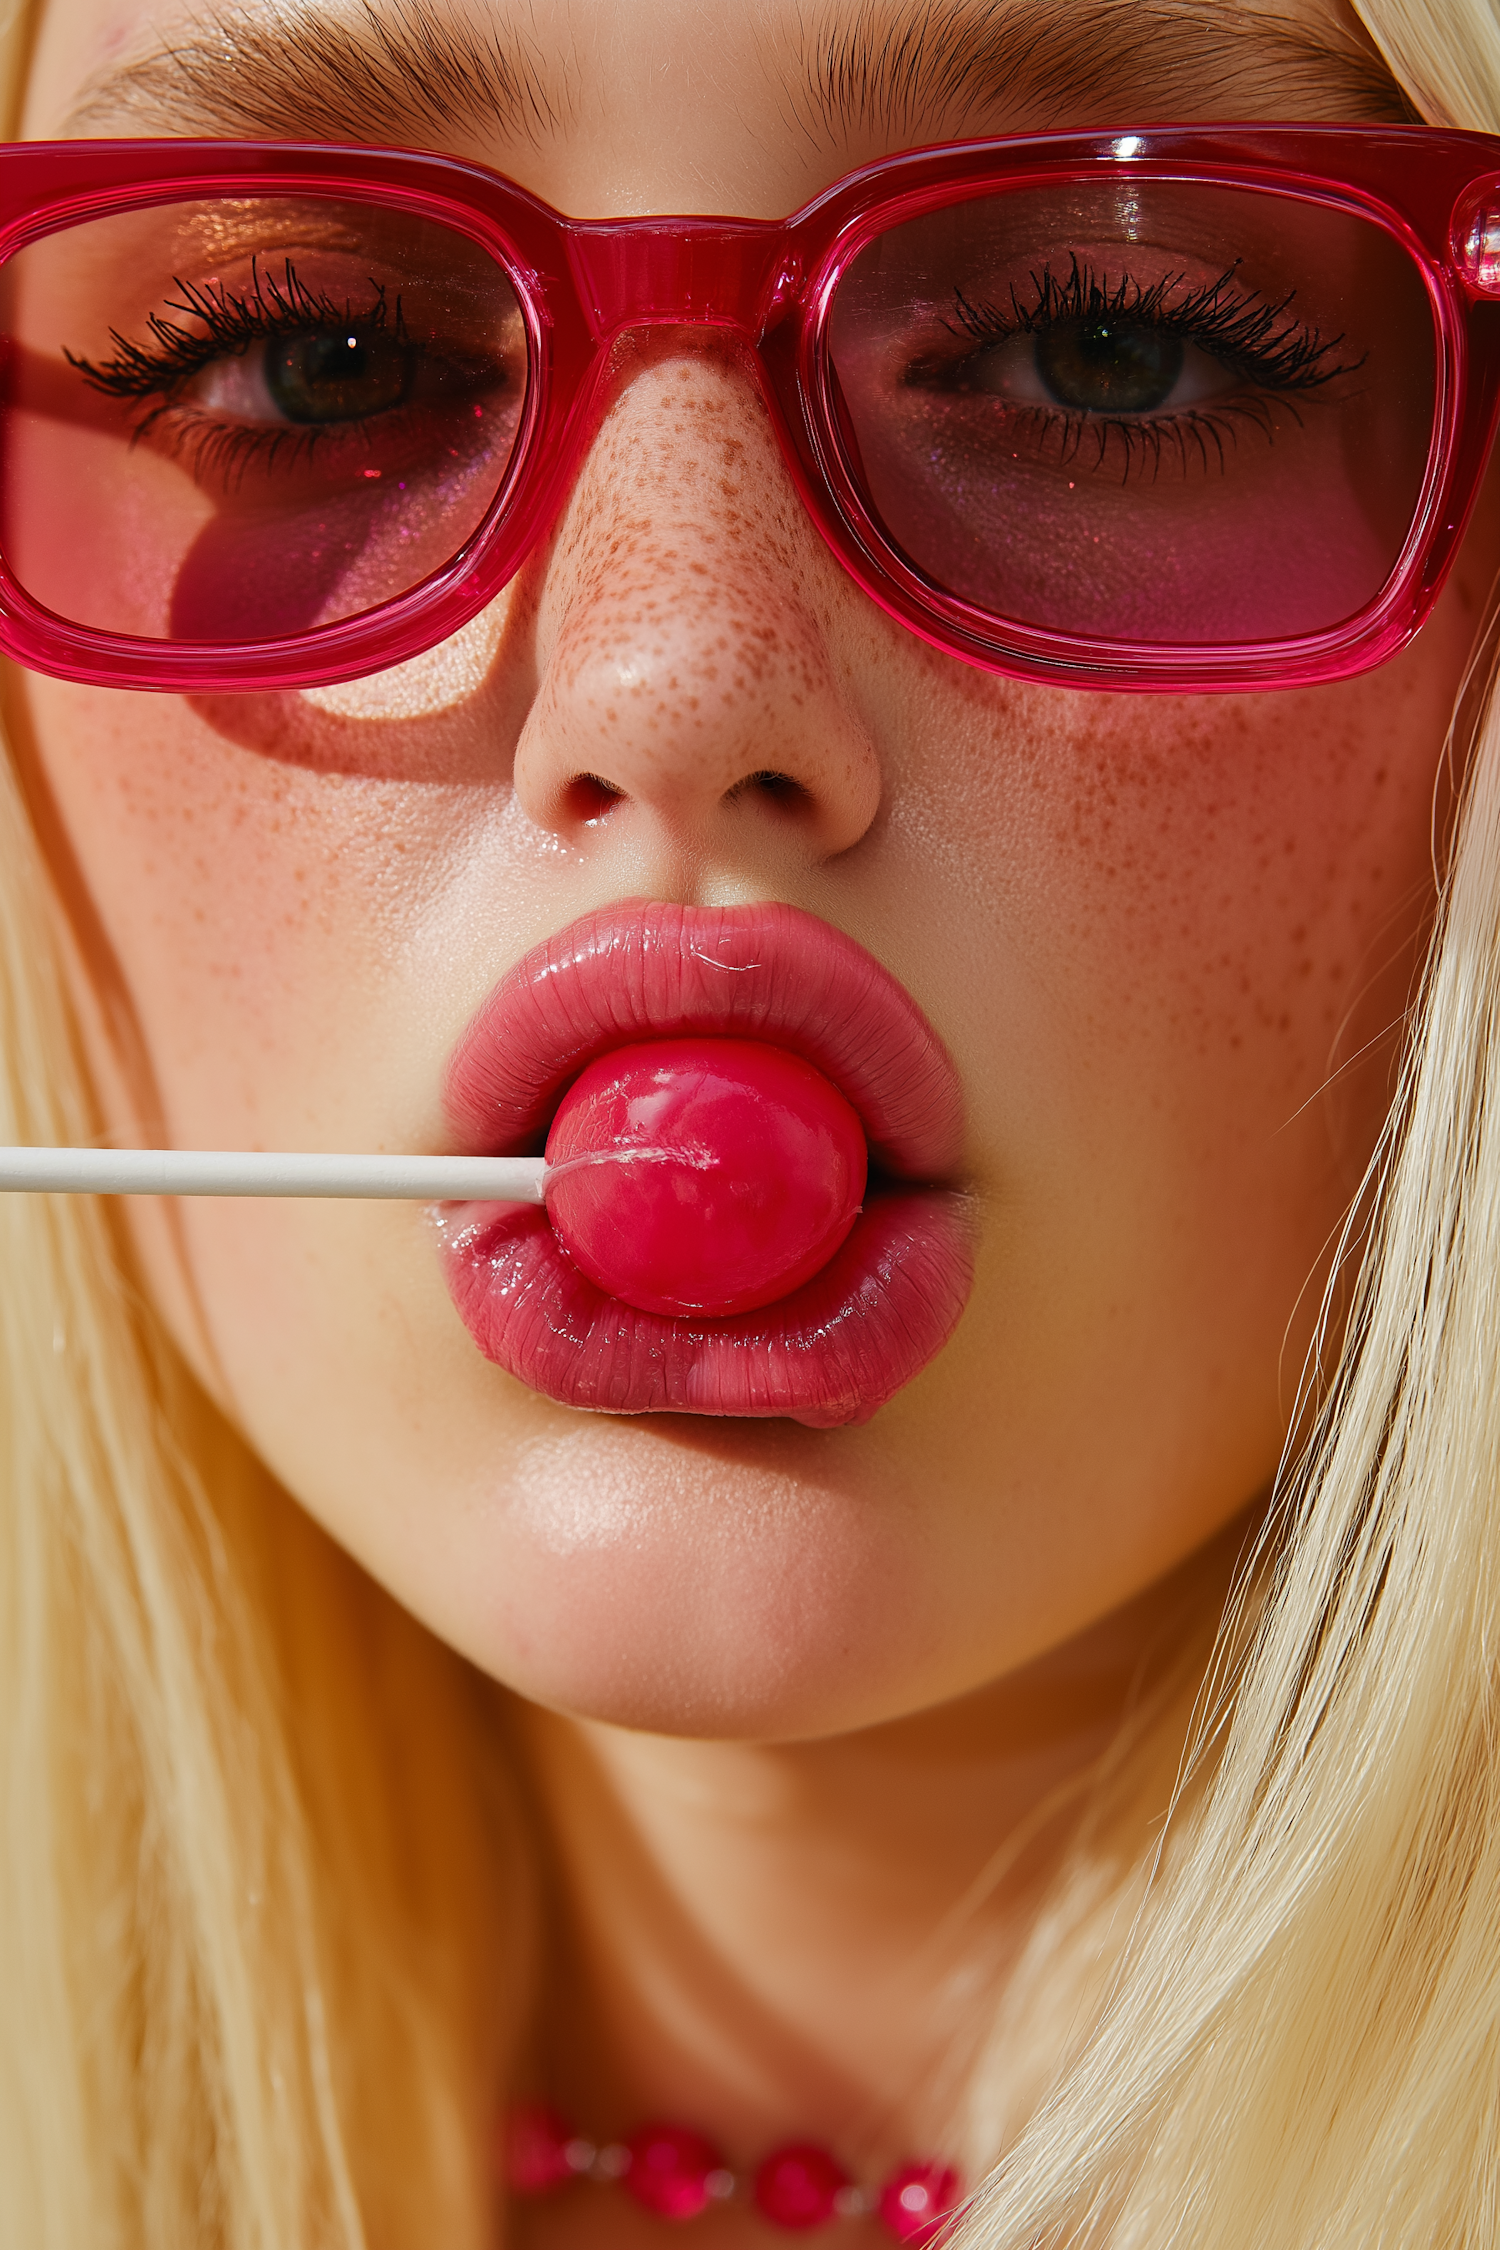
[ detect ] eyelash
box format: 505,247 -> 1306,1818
921,255 -> 1366,479
67,259 -> 409,484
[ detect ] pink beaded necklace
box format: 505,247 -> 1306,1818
505,2105 -> 962,2242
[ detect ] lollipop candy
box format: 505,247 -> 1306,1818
543,1037 -> 867,1317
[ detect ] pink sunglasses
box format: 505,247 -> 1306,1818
2,125 -> 1499,695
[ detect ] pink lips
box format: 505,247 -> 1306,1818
438,901 -> 973,1427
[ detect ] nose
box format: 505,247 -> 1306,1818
509,342 -> 882,869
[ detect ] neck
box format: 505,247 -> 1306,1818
510,1517 -> 1250,2171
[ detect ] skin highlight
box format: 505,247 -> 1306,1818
11,0 -> 1500,2232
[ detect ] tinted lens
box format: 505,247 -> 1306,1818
0,195 -> 527,642
827,181 -> 1437,646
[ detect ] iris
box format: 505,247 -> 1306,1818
1035,318 -> 1186,413
262,328 -> 411,423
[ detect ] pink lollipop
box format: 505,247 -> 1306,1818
544,1037 -> 868,1317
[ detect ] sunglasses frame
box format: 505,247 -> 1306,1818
2,125 -> 1500,694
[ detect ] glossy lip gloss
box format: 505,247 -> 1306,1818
437,900 -> 975,1428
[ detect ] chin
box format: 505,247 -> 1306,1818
450,1414 -> 952,1740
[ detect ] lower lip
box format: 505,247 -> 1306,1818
437,1185 -> 973,1428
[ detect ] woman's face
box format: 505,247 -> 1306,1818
16,0 -> 1494,1739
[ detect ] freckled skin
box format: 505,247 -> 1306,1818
520,361 -> 881,854
13,0 -> 1500,1745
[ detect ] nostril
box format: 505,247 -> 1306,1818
565,773 -> 627,824
725,770 -> 813,812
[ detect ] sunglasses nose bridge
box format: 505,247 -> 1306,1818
564,220 -> 800,345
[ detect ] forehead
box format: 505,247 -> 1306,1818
23,0 -> 1409,215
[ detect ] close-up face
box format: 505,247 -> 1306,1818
11,0 -> 1498,1742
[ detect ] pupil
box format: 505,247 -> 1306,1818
1034,321 -> 1185,415
263,330 -> 411,424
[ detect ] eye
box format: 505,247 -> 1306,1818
187,326 -> 415,425
952,319 -> 1235,419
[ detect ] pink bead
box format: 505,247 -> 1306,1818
503,2102 -> 576,2195
622,2122 -> 727,2220
545,1036 -> 868,1317
753,2142 -> 851,2228
877,2162 -> 962,2245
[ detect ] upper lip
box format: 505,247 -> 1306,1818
444,899 -> 965,1179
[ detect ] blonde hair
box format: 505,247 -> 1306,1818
3,5 -> 1500,2245
0,744 -> 529,2250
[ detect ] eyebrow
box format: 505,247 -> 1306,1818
64,0 -> 1413,150
65,0 -> 575,144
792,0 -> 1416,141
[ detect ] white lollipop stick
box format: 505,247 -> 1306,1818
0,1147 -> 549,1202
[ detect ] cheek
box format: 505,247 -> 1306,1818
24,692 -> 400,1108
18,668 -> 528,1118
10,672 -> 567,1378
1020,697 -> 1415,1129
798,625 -> 1455,1655
865,646 -> 1446,1178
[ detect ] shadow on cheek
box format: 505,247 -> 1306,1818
185,678 -> 522,784
169,500 -> 379,643
184,584 -> 534,782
